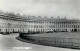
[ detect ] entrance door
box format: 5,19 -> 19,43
74,29 -> 77,32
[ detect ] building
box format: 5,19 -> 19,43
28,18 -> 80,33
0,14 -> 80,34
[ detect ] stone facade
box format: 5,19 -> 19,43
0,14 -> 80,33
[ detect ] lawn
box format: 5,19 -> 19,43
29,32 -> 80,39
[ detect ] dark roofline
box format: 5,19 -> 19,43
0,14 -> 31,21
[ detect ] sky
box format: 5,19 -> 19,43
0,0 -> 80,19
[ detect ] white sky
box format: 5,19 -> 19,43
0,0 -> 80,19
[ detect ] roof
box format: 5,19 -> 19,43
0,14 -> 30,21
0,14 -> 80,22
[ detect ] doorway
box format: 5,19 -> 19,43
74,29 -> 77,32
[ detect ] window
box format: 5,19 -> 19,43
0,29 -> 1,32
6,29 -> 7,32
41,22 -> 42,23
43,29 -> 44,32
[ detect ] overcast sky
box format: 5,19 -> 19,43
0,0 -> 80,19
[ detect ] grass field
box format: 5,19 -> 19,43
29,32 -> 80,39
24,32 -> 80,49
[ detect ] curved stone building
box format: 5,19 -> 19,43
27,18 -> 80,32
0,14 -> 80,34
